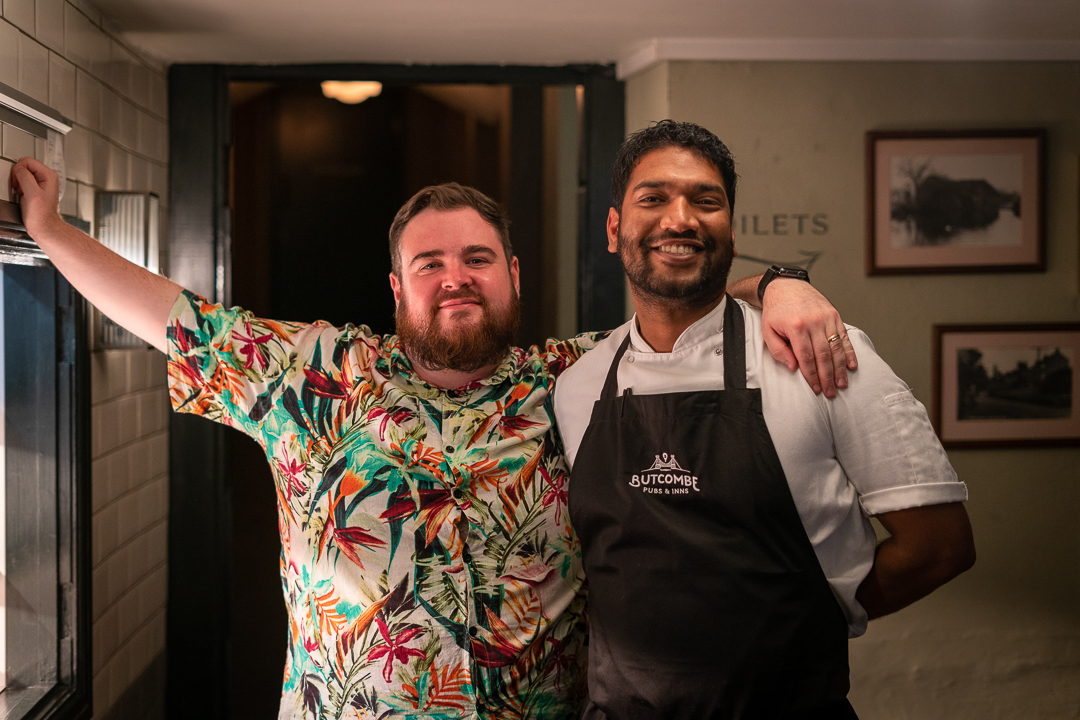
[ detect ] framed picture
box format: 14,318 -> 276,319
934,324 -> 1080,448
866,129 -> 1046,275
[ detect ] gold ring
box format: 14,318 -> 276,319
827,333 -> 842,344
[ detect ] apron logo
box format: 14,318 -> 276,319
630,453 -> 701,495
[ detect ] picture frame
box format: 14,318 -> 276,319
866,129 -> 1046,275
933,323 -> 1080,449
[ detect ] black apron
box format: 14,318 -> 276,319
569,296 -> 855,720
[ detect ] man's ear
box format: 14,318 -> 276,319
606,207 -> 620,254
732,228 -> 737,257
509,256 -> 520,295
389,272 -> 402,307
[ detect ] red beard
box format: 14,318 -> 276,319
396,288 -> 520,373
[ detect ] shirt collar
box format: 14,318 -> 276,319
628,295 -> 727,354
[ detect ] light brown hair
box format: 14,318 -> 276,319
388,183 -> 512,276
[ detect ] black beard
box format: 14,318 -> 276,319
396,288 -> 520,373
618,227 -> 733,309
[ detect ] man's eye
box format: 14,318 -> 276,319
467,258 -> 490,266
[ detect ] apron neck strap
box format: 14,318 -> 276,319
600,333 -> 633,399
599,295 -> 747,400
723,294 -> 747,390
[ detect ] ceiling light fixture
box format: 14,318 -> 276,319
321,80 -> 383,105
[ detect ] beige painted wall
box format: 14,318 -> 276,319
626,60 -> 1080,718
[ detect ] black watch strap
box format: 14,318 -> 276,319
757,265 -> 810,304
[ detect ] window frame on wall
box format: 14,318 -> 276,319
0,251 -> 92,720
0,75 -> 93,720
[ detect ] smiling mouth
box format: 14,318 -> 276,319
655,243 -> 702,256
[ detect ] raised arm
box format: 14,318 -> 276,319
728,272 -> 857,398
11,157 -> 182,352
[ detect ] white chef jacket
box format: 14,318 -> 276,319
554,297 -> 967,637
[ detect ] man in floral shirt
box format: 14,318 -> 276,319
166,185 -> 600,718
11,158 -> 853,719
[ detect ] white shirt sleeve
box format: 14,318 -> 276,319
820,327 -> 968,516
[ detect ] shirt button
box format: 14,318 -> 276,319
627,356 -> 635,363
452,487 -> 463,500
462,547 -> 472,563
714,347 -> 722,355
469,626 -> 479,637
444,445 -> 454,454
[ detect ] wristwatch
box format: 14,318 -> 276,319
757,265 -> 810,304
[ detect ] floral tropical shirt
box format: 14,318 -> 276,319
167,291 -> 601,720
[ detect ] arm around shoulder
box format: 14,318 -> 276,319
11,158 -> 182,352
728,272 -> 857,398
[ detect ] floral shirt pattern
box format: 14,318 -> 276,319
167,291 -> 601,720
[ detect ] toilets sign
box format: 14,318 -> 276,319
737,213 -> 828,236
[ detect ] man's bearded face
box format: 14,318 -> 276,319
617,225 -> 734,308
396,286 -> 520,373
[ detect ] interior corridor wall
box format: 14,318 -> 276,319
625,60 -> 1080,718
0,1 -> 170,718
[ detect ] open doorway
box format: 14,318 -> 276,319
223,77 -> 585,718
228,79 -> 582,343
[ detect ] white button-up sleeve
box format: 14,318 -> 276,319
826,328 -> 968,517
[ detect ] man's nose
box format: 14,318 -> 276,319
660,197 -> 699,233
440,262 -> 473,290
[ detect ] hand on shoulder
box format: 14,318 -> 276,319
758,278 -> 858,398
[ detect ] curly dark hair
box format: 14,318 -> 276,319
611,120 -> 738,213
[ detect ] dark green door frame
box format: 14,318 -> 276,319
166,62 -> 623,719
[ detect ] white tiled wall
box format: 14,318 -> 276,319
0,1 -> 169,718
89,349 -> 169,719
0,0 -> 169,215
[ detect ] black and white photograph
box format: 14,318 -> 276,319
867,130 -> 1046,275
956,345 -> 1071,420
935,324 -> 1080,448
889,153 -> 1022,249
